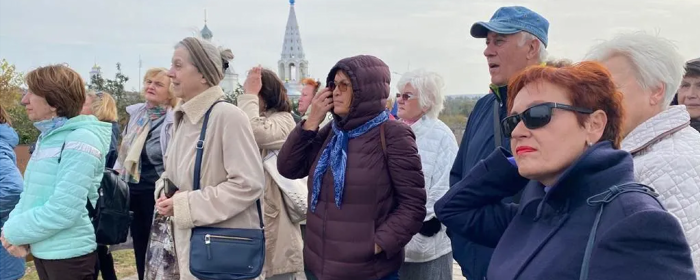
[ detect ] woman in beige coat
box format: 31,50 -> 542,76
239,66 -> 304,280
154,36 -> 265,280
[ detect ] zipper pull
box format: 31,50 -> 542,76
204,234 -> 211,244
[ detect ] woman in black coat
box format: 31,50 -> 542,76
436,62 -> 696,280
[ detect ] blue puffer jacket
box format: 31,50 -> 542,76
0,124 -> 25,280
3,115 -> 111,260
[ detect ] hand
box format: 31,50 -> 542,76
374,243 -> 383,254
1,231 -> 10,249
6,245 -> 29,258
418,217 -> 442,237
243,66 -> 263,95
156,192 -> 176,217
303,88 -> 333,131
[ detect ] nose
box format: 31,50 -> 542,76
510,119 -> 530,139
167,67 -> 176,78
21,92 -> 29,105
484,42 -> 496,58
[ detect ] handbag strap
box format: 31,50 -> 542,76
192,100 -> 264,229
379,123 -> 387,160
579,183 -> 660,280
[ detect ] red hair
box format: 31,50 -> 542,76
507,61 -> 626,149
301,78 -> 320,92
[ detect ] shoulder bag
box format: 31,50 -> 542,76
188,100 -> 265,280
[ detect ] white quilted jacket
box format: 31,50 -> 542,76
621,105 -> 700,273
404,117 -> 458,263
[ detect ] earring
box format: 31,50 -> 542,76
586,140 -> 593,147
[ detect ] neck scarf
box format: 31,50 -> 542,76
117,104 -> 168,183
34,117 -> 68,139
310,111 -> 389,212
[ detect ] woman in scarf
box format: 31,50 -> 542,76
277,55 -> 427,280
114,67 -> 177,280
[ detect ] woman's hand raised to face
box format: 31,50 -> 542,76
243,66 -> 263,95
302,88 -> 334,131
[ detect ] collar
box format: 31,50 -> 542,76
621,106 -> 691,155
489,84 -> 508,103
535,141 -> 636,217
409,116 -> 435,137
175,86 -> 224,125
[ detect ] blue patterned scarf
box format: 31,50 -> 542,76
34,117 -> 68,139
310,111 -> 389,212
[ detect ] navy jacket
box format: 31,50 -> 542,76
105,121 -> 120,168
436,142 -> 696,280
448,85 -> 510,278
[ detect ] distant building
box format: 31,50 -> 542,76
278,0 -> 308,100
90,63 -> 102,78
200,15 -> 239,95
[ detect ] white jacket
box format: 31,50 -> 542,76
404,117 -> 458,263
621,105 -> 700,273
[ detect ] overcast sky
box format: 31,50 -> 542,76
1,0 -> 698,95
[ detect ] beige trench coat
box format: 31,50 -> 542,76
155,86 -> 265,280
238,94 -> 304,277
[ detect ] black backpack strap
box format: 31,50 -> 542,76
192,100 -> 263,229
579,183 -> 659,280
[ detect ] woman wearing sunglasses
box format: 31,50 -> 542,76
277,55 -> 427,280
395,69 -> 457,280
435,61 -> 695,280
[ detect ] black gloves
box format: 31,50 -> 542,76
418,217 -> 442,237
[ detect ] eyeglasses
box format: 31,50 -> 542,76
329,80 -> 350,92
501,102 -> 593,138
396,92 -> 416,101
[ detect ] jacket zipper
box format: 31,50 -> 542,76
204,234 -> 253,260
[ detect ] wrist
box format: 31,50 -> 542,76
302,120 -> 320,131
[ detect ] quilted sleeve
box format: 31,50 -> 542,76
374,123 -> 427,258
0,149 -> 23,222
3,132 -> 104,246
635,152 -> 700,270
426,130 -> 459,221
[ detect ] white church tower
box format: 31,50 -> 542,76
278,0 -> 308,98
201,11 -> 239,95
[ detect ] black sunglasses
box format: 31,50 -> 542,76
501,102 -> 593,138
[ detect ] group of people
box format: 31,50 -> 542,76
0,4 -> 699,280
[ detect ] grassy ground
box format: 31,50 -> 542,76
21,249 -> 136,280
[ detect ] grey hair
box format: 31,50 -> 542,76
519,32 -> 548,63
175,37 -> 234,86
585,32 -> 685,109
396,69 -> 445,119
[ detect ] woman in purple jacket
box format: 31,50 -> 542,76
435,61 -> 696,280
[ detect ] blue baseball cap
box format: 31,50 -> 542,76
470,6 -> 549,47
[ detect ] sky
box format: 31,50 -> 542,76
0,0 -> 698,96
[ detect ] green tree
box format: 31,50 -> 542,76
88,63 -> 134,128
0,59 -> 38,144
223,83 -> 244,105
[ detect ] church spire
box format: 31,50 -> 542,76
201,9 -> 213,41
278,0 -> 308,86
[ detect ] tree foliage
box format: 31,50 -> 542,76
222,83 -> 244,105
88,63 -> 142,128
0,59 -> 38,144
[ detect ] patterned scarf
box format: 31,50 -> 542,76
34,117 -> 68,140
117,104 -> 168,183
310,111 -> 389,212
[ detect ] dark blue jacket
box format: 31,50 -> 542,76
436,142 -> 696,280
448,85 -> 510,279
105,121 -> 120,168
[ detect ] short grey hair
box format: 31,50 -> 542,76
519,32 -> 548,63
585,32 -> 685,108
396,69 -> 445,119
176,37 -> 234,86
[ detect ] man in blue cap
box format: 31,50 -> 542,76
435,6 -> 549,280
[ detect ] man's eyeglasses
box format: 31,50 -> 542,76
329,80 -> 350,92
501,102 -> 593,138
396,92 -> 416,101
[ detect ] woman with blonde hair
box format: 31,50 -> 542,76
114,67 -> 177,280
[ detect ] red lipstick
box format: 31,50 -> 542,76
515,146 -> 537,155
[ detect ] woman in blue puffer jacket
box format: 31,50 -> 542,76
0,103 -> 25,280
0,65 -> 111,280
